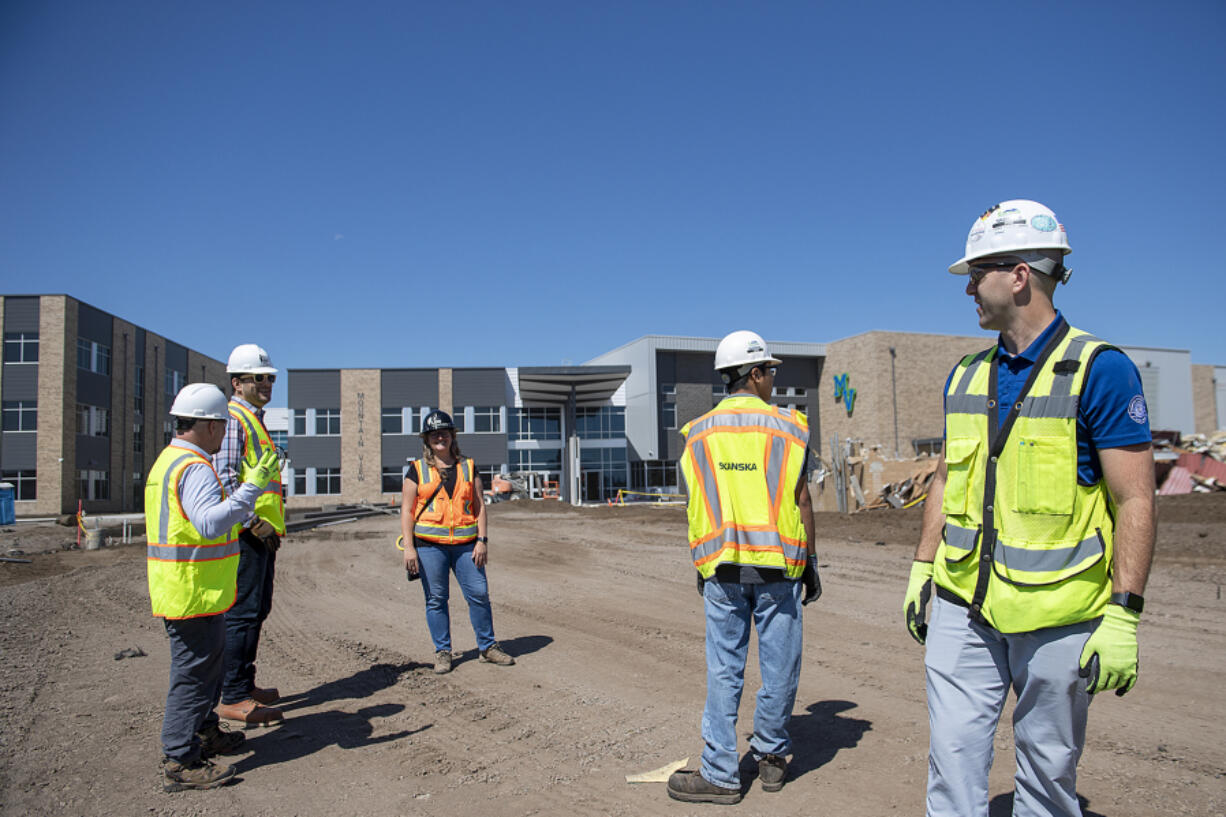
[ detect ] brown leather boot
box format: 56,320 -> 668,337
217,699 -> 284,726
162,757 -> 236,792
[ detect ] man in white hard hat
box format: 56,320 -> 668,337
146,384 -> 280,791
213,344 -> 288,726
904,201 -> 1156,817
667,330 -> 819,805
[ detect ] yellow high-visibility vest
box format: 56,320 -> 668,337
145,442 -> 241,619
936,322 -> 1117,632
680,395 -> 808,580
229,400 -> 286,534
413,458 -> 480,544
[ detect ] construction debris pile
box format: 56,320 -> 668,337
1155,430 -> 1226,495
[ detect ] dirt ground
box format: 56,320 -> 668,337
1,494 -> 1223,817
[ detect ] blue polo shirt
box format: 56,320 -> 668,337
944,312 -> 1151,485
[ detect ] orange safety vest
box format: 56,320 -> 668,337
413,458 -> 480,544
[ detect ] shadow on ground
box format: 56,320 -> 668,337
990,792 -> 1105,817
732,698 -> 872,790
235,702 -> 429,773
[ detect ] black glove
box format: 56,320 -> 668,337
265,533 -> 281,553
802,555 -> 822,605
696,571 -> 705,598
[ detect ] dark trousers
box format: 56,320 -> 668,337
162,614 -> 225,762
221,530 -> 277,704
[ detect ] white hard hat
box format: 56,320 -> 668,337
227,343 -> 277,375
714,330 -> 782,374
169,383 -> 230,419
949,200 -> 1072,281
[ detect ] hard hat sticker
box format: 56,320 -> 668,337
1031,214 -> 1057,232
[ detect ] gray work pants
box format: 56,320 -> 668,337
924,596 -> 1097,817
161,614 -> 225,763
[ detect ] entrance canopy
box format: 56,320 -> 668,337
516,366 -> 630,406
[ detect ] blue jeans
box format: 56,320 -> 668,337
701,578 -> 804,789
222,532 -> 276,704
925,596 -> 1096,817
162,614 -> 225,763
417,543 -> 496,652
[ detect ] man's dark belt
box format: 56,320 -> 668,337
936,585 -> 969,609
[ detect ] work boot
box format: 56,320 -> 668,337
197,721 -> 247,758
216,699 -> 284,726
162,757 -> 236,792
666,769 -> 742,805
249,686 -> 280,705
479,643 -> 515,666
433,650 -> 452,674
758,754 -> 787,792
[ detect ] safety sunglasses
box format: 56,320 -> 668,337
967,259 -> 1023,284
238,373 -> 276,383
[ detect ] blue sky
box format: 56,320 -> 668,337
3,0 -> 1224,407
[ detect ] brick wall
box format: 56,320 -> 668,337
37,296 -> 75,515
1192,364 -> 1219,434
340,369 -> 382,505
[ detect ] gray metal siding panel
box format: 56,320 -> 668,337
381,435 -> 420,468
3,297 -> 40,331
453,369 -> 510,406
290,370 -> 341,408
77,369 -> 110,407
76,435 -> 111,469
288,436 -> 341,468
456,433 -> 507,468
380,370 -> 437,406
77,302 -> 113,343
1,363 -> 38,397
0,432 -> 37,468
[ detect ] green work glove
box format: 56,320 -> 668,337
244,447 -> 281,491
1079,603 -> 1140,696
904,561 -> 934,645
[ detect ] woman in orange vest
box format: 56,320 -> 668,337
400,410 -> 515,674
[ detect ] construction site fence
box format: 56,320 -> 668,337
610,489 -> 686,506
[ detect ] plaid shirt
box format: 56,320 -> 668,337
213,394 -> 262,529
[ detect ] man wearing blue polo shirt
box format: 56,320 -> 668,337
903,200 -> 1156,817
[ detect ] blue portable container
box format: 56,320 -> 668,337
0,483 -> 15,526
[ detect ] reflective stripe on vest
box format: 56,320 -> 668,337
413,458 -> 480,544
680,396 -> 809,580
144,443 -> 240,619
229,401 -> 286,534
935,322 -> 1116,632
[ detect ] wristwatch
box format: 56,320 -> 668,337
1109,591 -> 1144,614
476,536 -> 489,544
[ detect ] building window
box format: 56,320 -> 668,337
269,430 -> 288,450
469,406 -> 502,434
134,364 -> 145,413
381,408 -> 402,434
1,469 -> 36,501
576,406 -> 624,439
509,448 -> 562,473
475,466 -> 503,489
78,469 -> 110,501
132,472 -> 144,511
133,420 -> 144,454
579,444 -> 628,499
165,368 -> 185,398
913,437 -> 943,456
293,470 -> 306,496
631,460 -> 679,493
2,400 -> 37,431
292,409 -> 307,436
712,385 -> 727,401
164,419 -> 173,446
316,467 -> 341,495
512,407 -> 561,441
382,466 -> 406,493
77,338 -> 111,375
662,403 -> 676,430
315,409 -> 341,436
4,332 -> 39,363
76,404 -> 110,437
